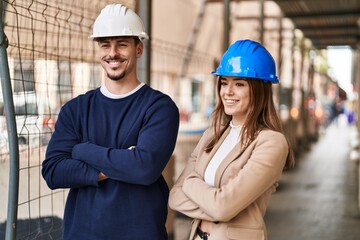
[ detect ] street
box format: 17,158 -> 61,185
265,116 -> 360,240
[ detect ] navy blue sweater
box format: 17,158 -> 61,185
42,85 -> 179,239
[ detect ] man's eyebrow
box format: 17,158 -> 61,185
115,39 -> 130,43
98,39 -> 110,43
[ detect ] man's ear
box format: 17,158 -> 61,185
136,42 -> 144,57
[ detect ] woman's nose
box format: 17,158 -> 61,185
225,86 -> 234,95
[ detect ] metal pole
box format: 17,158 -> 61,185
277,16 -> 283,80
137,0 -> 152,85
356,47 -> 360,138
223,0 -> 230,52
0,2 -> 20,240
259,0 -> 264,44
178,0 -> 207,79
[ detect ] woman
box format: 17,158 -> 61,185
169,39 -> 294,240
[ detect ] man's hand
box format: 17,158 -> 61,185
98,172 -> 108,182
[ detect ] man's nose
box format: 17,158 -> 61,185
108,45 -> 118,58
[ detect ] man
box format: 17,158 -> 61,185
42,4 -> 179,239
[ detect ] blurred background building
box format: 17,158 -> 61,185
0,0 -> 359,239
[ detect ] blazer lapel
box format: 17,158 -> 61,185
197,127 -> 231,176
214,138 -> 247,187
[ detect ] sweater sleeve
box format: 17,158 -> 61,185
182,131 -> 288,221
42,104 -> 100,190
71,97 -> 179,185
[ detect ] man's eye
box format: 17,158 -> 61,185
117,42 -> 128,47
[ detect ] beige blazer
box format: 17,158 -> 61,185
169,127 -> 289,240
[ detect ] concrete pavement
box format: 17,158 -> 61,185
265,116 -> 360,240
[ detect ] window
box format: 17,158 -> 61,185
13,61 -> 35,93
191,80 -> 201,112
89,64 -> 103,89
58,61 -> 72,103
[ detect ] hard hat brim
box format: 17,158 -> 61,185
211,71 -> 279,84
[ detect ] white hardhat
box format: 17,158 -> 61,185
90,4 -> 149,40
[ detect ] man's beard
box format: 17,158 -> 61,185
107,71 -> 125,81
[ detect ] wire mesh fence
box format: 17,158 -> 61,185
0,0 -> 216,239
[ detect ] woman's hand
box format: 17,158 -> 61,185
200,220 -> 215,235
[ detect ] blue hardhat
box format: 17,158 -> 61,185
212,39 -> 279,83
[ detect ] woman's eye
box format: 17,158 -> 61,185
236,81 -> 247,87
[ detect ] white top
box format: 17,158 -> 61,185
204,122 -> 242,186
100,82 -> 145,99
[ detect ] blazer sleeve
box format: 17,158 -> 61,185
168,130 -> 215,221
182,130 -> 288,222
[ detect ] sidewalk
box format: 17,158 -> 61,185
265,116 -> 360,240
